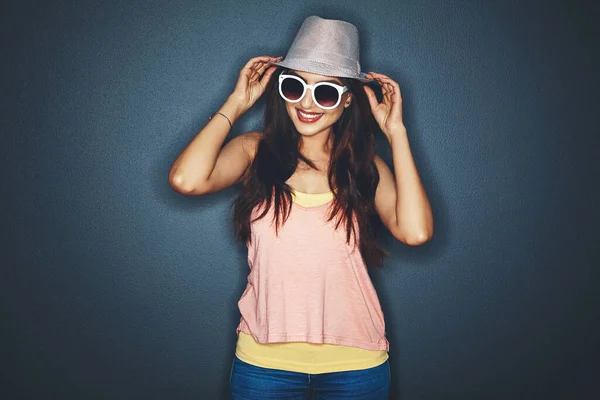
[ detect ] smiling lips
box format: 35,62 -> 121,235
296,108 -> 324,123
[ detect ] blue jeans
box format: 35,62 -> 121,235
229,355 -> 391,399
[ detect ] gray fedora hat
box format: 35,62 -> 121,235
269,16 -> 372,82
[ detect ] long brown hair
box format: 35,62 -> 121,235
230,67 -> 389,268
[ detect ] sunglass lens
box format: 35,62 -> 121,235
281,77 -> 303,101
314,85 -> 339,108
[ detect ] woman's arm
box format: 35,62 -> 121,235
168,55 -> 279,195
169,97 -> 250,195
373,135 -> 433,246
364,71 -> 434,245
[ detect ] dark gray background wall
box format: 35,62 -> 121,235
2,0 -> 598,399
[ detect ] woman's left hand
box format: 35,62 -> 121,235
363,72 -> 406,139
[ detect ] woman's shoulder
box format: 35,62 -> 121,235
239,131 -> 263,185
238,131 -> 263,160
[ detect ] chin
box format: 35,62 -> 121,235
293,123 -> 328,136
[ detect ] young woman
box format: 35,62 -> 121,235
169,16 -> 433,400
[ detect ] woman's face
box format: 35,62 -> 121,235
282,70 -> 352,138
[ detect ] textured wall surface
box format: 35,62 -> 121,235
2,0 -> 598,399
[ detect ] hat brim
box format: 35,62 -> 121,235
269,60 -> 373,83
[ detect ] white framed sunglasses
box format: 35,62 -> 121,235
278,72 -> 350,110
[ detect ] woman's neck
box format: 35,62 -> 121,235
298,131 -> 334,161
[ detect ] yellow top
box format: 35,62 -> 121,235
235,189 -> 388,373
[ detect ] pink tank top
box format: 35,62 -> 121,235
236,192 -> 390,352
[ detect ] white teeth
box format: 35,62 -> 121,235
298,110 -> 323,119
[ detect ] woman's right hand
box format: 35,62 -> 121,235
230,56 -> 282,114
